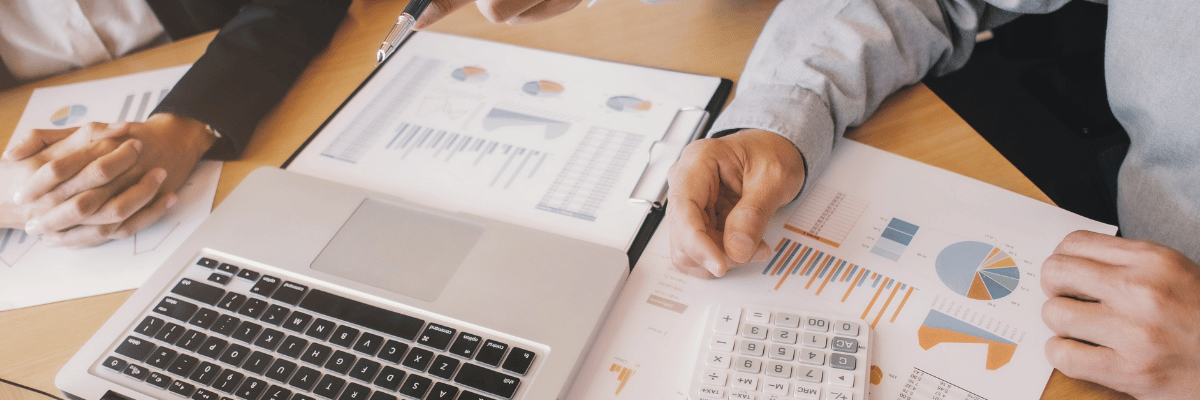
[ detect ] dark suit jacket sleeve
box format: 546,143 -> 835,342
151,0 -> 351,160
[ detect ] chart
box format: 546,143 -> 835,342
536,127 -> 642,221
451,66 -> 489,83
784,185 -> 870,247
935,241 -> 1021,300
521,80 -> 564,97
918,309 -> 1017,370
50,105 -> 87,126
606,96 -> 652,112
871,218 -> 919,261
480,108 -> 572,140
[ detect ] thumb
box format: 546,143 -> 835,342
414,0 -> 475,29
81,121 -> 130,142
3,128 -> 75,161
722,186 -> 787,264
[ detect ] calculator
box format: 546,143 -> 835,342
687,304 -> 873,400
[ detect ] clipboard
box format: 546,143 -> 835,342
283,31 -> 732,266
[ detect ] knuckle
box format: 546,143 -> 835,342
107,224 -> 135,241
44,159 -> 73,180
476,0 -> 511,22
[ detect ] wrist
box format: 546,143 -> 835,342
147,113 -> 219,160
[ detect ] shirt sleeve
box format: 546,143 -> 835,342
151,0 -> 352,160
707,0 -> 1063,185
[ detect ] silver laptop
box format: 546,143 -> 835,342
57,167 -> 629,400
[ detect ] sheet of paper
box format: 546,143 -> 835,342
285,32 -> 724,250
0,66 -> 221,311
566,141 -> 1117,400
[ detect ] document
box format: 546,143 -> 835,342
0,66 -> 221,311
285,32 -> 726,250
566,141 -> 1117,400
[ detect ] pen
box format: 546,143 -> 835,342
377,0 -> 434,65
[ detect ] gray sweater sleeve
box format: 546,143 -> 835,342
708,0 -> 1065,184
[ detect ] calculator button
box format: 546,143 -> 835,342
834,321 -> 861,336
793,383 -> 821,399
799,349 -> 827,365
765,361 -> 791,378
713,306 -> 742,335
745,309 -> 770,324
697,386 -> 725,399
738,340 -> 765,356
830,353 -> 857,371
830,370 -> 855,387
741,324 -> 768,340
729,390 -> 754,400
796,366 -> 824,383
733,357 -> 761,373
774,312 -> 801,328
804,317 -> 830,332
767,344 -> 795,361
763,377 -> 789,395
730,374 -> 758,390
771,328 -> 798,344
832,337 -> 859,353
803,332 -> 828,348
828,388 -> 855,400
700,369 -> 727,386
710,337 -> 735,351
705,352 -> 732,368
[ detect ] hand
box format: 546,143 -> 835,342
416,0 -> 583,28
1041,230 -> 1200,399
665,129 -> 806,279
11,113 -> 216,247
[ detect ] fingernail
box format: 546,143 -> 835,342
131,139 -> 143,153
705,260 -> 724,278
12,190 -> 25,204
751,241 -> 773,263
727,233 -> 755,263
154,169 -> 167,184
166,196 -> 178,209
25,219 -> 43,235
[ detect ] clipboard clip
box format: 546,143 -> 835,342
629,108 -> 711,209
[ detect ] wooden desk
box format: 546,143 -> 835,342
0,0 -> 1126,399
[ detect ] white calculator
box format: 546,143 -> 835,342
688,304 -> 873,400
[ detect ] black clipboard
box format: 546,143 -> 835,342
283,32 -> 733,267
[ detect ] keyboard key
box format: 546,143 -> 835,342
197,258 -> 218,268
198,337 -> 229,359
448,333 -> 482,359
154,322 -> 187,344
330,325 -> 360,348
307,319 -> 337,341
326,350 -> 358,375
295,395 -> 318,400
368,392 -> 397,400
398,374 -> 432,399
115,336 -> 156,361
263,385 -> 292,400
190,362 -> 223,385
193,388 -> 220,400
302,343 -> 334,366
289,366 -> 322,391
154,297 -> 199,322
349,359 -> 381,383
235,377 -> 269,400
169,380 -> 197,397
417,324 -> 455,351
427,382 -> 459,400
213,370 -> 245,393
147,347 -> 178,369
102,356 -> 127,372
123,364 -> 149,380
212,314 -> 241,336
314,375 -> 347,399
401,347 -> 433,372
428,355 -> 459,380
373,366 -> 405,391
282,311 -> 314,333
233,320 -> 263,343
251,275 -> 282,297
475,340 -> 508,367
134,316 -> 165,337
502,348 -> 535,375
178,330 -> 208,352
267,359 -> 298,383
272,281 -> 308,305
190,308 -> 221,329
167,353 -> 200,376
338,383 -> 372,400
239,298 -> 269,319
353,332 -> 384,356
217,263 -> 240,275
299,290 -> 424,341
217,293 -> 248,312
378,340 -> 409,364
173,279 -> 226,306
457,390 -> 494,400
279,336 -> 309,359
255,328 -> 286,351
146,371 -> 172,388
237,269 -> 262,281
208,273 -> 232,285
260,305 -> 290,326
244,351 -> 275,375
220,344 -> 251,367
455,363 -> 521,399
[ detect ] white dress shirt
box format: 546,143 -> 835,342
0,0 -> 168,81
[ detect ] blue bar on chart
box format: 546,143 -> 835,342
870,218 -> 919,261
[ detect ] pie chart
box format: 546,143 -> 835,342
50,105 -> 87,126
451,66 -> 488,83
606,96 -> 652,112
935,241 -> 1020,300
522,80 -> 564,97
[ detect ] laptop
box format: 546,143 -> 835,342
56,166 -> 630,400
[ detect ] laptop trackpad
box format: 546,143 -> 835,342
311,198 -> 485,302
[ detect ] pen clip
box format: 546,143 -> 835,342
629,108 -> 710,209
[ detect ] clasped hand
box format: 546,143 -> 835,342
0,113 -> 216,247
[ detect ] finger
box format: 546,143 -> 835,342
80,121 -> 130,142
1040,253 -> 1117,302
17,139 -> 141,205
13,138 -> 125,204
1054,230 -> 1147,265
1044,335 -> 1122,387
80,167 -> 166,225
508,0 -> 583,25
721,187 -> 791,264
667,199 -> 727,277
473,0 -> 547,24
1041,296 -> 1119,346
25,169 -> 164,235
3,128 -> 76,161
415,0 -> 477,28
45,192 -> 178,248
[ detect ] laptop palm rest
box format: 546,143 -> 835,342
311,198 -> 485,302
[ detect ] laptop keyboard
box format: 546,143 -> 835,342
99,256 -> 540,400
